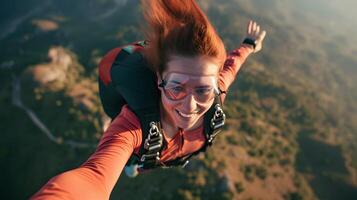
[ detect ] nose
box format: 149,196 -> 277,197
181,93 -> 198,113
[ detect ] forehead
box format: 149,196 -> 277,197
163,55 -> 220,77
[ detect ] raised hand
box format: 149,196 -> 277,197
245,20 -> 267,53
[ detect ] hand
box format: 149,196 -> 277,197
244,20 -> 266,53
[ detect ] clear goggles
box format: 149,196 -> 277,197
158,73 -> 220,103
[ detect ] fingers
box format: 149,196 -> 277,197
252,21 -> 257,34
247,20 -> 266,39
244,20 -> 267,53
257,30 -> 267,42
247,20 -> 259,37
247,20 -> 253,34
255,25 -> 260,36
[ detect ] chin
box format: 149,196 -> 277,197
177,121 -> 196,131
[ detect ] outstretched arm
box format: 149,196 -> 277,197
30,106 -> 142,200
219,20 -> 267,103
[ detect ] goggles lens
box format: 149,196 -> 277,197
159,73 -> 219,103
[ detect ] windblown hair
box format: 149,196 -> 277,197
141,0 -> 227,75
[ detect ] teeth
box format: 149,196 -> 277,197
180,112 -> 192,117
177,110 -> 197,118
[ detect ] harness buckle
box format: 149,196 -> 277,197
149,122 -> 160,136
140,152 -> 160,162
144,122 -> 163,150
210,104 -> 226,129
208,104 -> 226,144
141,121 -> 164,165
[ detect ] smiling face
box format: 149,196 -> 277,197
158,55 -> 220,131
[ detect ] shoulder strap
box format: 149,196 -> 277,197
100,41 -> 165,170
99,41 -> 149,119
111,42 -> 166,169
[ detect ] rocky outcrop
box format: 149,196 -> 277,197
16,46 -> 105,147
30,46 -> 73,91
32,19 -> 59,32
27,46 -> 102,114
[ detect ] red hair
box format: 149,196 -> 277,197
141,0 -> 227,75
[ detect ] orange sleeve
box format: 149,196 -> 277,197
30,105 -> 142,200
219,44 -> 254,103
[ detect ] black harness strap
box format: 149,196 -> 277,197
135,109 -> 163,169
111,48 -> 164,169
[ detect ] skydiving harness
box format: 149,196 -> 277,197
98,41 -> 226,175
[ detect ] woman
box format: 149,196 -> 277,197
31,0 -> 266,199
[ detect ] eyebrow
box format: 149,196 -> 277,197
195,85 -> 213,89
168,80 -> 183,84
